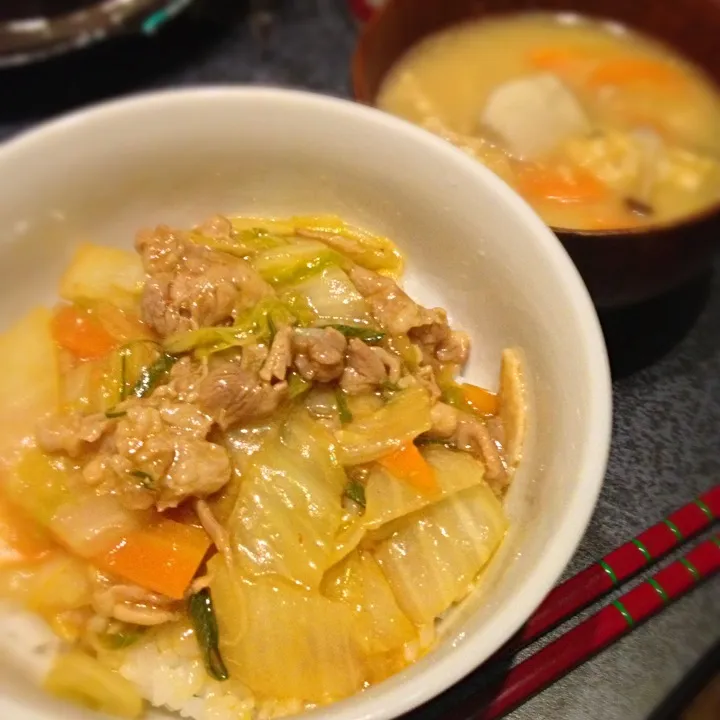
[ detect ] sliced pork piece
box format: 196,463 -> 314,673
197,362 -> 287,430
152,356 -> 204,404
36,412 -> 113,458
349,266 -> 470,366
136,225 -> 274,338
409,315 -> 473,368
160,438 -> 232,511
341,338 -> 389,395
240,344 -> 270,374
340,342 -> 402,395
374,346 -> 402,384
135,225 -> 186,275
79,397 -> 232,511
141,258 -> 272,338
349,266 -> 440,335
408,315 -> 452,365
436,330 -> 471,365
292,328 -> 347,383
454,417 -> 507,491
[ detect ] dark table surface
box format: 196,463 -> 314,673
0,2 -> 718,718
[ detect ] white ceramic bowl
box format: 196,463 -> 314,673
0,88 -> 611,720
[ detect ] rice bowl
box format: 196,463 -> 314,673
0,88 -> 611,720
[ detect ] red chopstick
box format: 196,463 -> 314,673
516,484 -> 719,647
478,534 -> 720,720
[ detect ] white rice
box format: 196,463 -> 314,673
0,606 -> 437,720
0,605 -> 306,720
117,624 -> 260,720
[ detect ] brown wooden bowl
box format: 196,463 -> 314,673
352,0 -> 720,308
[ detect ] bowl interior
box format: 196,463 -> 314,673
0,89 -> 610,720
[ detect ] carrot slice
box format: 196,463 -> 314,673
528,47 -> 589,72
461,383 -> 499,415
95,519 -> 211,600
378,442 -> 439,495
516,165 -> 608,204
0,492 -> 57,564
588,59 -> 686,89
51,305 -> 118,360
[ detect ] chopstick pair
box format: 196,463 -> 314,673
465,485 -> 720,720
517,484 -> 720,647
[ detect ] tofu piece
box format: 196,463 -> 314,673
480,73 -> 591,160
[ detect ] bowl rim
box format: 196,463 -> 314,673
351,0 -> 720,238
0,87 -> 612,720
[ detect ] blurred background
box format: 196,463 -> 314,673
0,1 -> 353,142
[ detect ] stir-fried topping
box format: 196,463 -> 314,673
0,214 -> 527,716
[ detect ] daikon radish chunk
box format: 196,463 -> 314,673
481,73 -> 591,160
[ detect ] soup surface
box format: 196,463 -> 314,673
378,13 -> 720,230
0,214 -> 526,718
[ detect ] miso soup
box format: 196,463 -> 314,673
378,13 -> 720,230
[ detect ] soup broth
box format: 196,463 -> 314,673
378,13 -> 720,230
